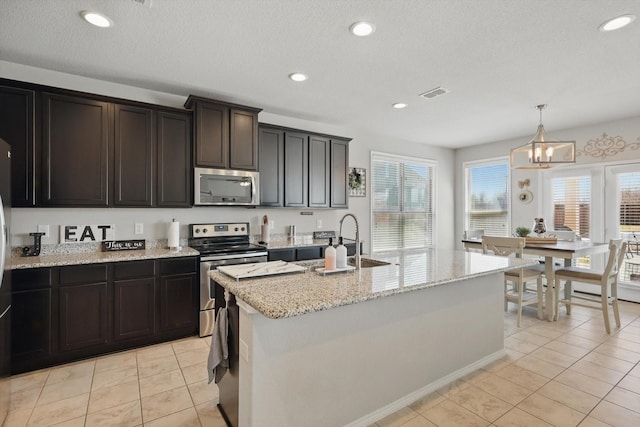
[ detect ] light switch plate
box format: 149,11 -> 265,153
134,223 -> 144,235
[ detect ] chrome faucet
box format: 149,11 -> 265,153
339,213 -> 360,270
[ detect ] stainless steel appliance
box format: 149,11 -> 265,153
188,222 -> 267,337
194,167 -> 260,206
0,138 -> 11,424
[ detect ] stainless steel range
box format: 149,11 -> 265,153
188,222 -> 267,337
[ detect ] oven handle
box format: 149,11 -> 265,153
201,251 -> 268,262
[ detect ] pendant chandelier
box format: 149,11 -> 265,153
510,104 -> 576,169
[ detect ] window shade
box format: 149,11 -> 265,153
619,172 -> 640,231
465,161 -> 509,237
371,154 -> 434,252
552,175 -> 591,239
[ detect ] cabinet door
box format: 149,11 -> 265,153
114,277 -> 155,341
11,289 -> 52,365
0,85 -> 36,207
296,247 -> 322,260
59,282 -> 108,352
229,109 -> 258,171
114,104 -> 153,206
157,110 -> 192,207
308,135 -> 330,208
42,93 -> 110,206
194,102 -> 228,168
284,132 -> 308,207
159,274 -> 198,332
330,139 -> 349,208
258,126 -> 284,207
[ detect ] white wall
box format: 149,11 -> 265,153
1,61 -> 456,252
454,115 -> 640,249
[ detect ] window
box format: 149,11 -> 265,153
464,159 -> 510,237
371,153 -> 435,252
551,175 -> 591,239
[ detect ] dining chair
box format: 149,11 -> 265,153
553,239 -> 626,333
482,236 -> 545,327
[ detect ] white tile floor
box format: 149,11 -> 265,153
5,300 -> 640,426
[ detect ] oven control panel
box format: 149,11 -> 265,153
190,222 -> 249,238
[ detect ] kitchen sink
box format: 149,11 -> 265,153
348,257 -> 391,268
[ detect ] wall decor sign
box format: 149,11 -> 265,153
102,239 -> 145,252
348,167 -> 366,197
60,224 -> 115,244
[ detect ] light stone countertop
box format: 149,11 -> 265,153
209,249 -> 537,319
11,246 -> 200,269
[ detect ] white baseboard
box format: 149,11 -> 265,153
344,349 -> 506,427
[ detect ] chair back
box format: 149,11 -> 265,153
604,239 -> 626,282
482,236 -> 525,258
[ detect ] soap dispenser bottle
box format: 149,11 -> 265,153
324,238 -> 336,270
336,236 -> 347,268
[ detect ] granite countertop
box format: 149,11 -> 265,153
11,247 -> 200,269
255,236 -> 360,249
209,249 -> 537,319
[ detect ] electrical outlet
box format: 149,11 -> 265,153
37,224 -> 50,238
317,219 -> 323,229
134,223 -> 144,235
269,220 -> 274,230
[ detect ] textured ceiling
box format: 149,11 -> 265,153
1,0 -> 639,148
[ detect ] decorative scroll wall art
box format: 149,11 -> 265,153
577,133 -> 640,160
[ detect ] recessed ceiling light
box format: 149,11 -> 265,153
349,21 -> 375,37
288,72 -> 308,82
392,103 -> 407,109
599,14 -> 636,32
80,11 -> 113,28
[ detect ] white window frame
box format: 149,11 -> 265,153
463,157 -> 511,237
370,151 -> 437,252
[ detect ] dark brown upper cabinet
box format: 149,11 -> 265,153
284,131 -> 309,207
258,123 -> 350,209
308,135 -> 330,208
330,139 -> 349,208
113,104 -> 154,206
258,126 -> 284,207
42,93 -> 110,206
0,85 -> 36,207
157,110 -> 192,207
184,95 -> 261,170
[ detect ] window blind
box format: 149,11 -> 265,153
619,172 -> 640,232
552,175 -> 591,239
465,160 -> 509,237
371,154 -> 434,252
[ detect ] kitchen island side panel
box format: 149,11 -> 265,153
237,272 -> 504,427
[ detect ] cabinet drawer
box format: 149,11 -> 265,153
114,260 -> 156,279
296,247 -> 321,261
159,257 -> 198,275
268,248 -> 296,262
12,268 -> 53,291
59,264 -> 108,285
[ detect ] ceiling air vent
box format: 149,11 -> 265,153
419,87 -> 449,99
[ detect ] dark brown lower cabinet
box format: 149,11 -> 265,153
114,277 -> 156,341
10,256 -> 198,374
11,289 -> 52,364
59,282 -> 108,352
159,257 -> 198,333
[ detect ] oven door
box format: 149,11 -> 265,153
199,253 -> 267,337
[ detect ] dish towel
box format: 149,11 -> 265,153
208,306 -> 229,384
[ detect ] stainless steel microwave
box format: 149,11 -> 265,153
194,167 -> 260,206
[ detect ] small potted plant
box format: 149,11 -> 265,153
515,227 -> 531,237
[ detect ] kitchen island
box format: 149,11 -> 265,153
210,249 -> 536,427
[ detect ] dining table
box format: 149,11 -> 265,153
462,238 -> 610,321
